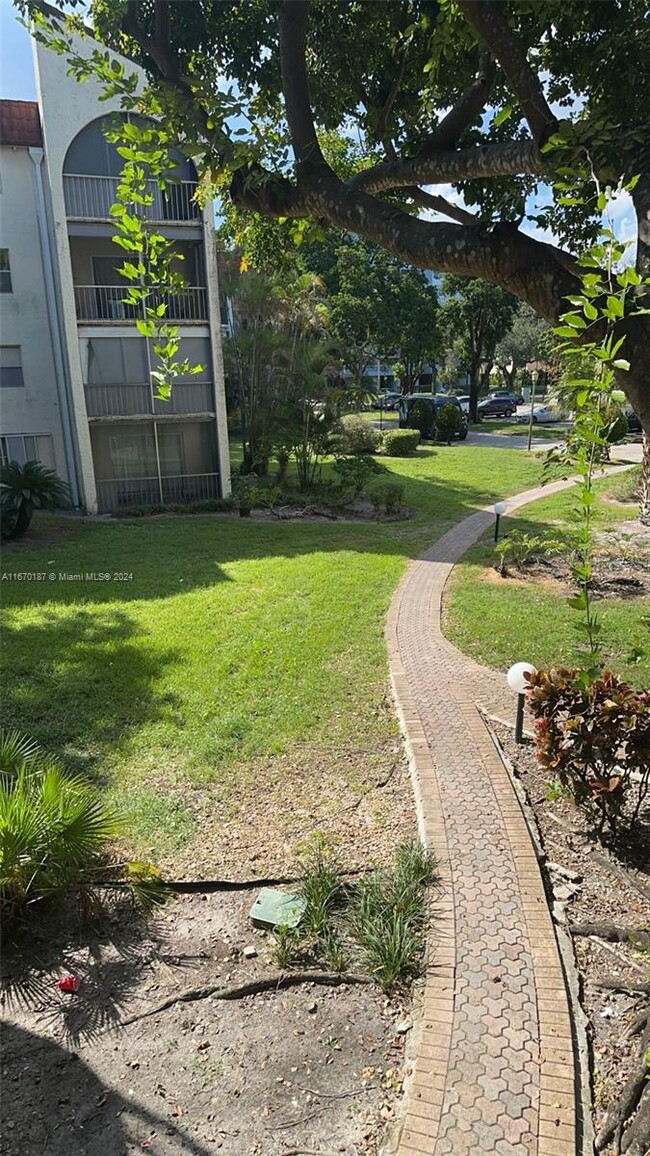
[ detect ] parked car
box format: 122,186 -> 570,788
477,395 -> 518,419
516,404 -> 561,424
372,391 -> 401,410
489,388 -> 525,405
456,395 -> 471,415
397,393 -> 468,440
626,409 -> 642,433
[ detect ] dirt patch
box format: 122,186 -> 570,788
150,736 -> 416,881
1,739 -> 420,1155
1,515 -> 82,550
2,890 -> 414,1156
490,721 -> 650,1155
489,537 -> 650,601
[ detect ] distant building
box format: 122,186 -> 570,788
0,31 -> 230,513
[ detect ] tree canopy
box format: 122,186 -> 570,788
24,0 -> 650,500
439,275 -> 517,416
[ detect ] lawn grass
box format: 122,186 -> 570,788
1,445 -> 545,860
444,469 -> 650,688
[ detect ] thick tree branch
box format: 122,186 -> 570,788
347,139 -> 545,195
425,51 -> 496,152
457,0 -> 556,146
280,0 -> 327,174
232,167 -> 578,323
407,187 -> 478,225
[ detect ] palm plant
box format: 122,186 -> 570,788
0,460 -> 70,541
0,730 -> 118,921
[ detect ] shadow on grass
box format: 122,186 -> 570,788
0,607 -> 181,776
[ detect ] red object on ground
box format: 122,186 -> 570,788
57,976 -> 80,993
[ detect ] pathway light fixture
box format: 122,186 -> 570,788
493,501 -> 507,542
507,661 -> 537,744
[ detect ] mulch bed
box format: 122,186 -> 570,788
491,720 -> 650,1156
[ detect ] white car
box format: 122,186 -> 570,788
456,395 -> 470,415
517,404 -> 560,424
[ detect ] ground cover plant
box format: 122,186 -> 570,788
444,474 -> 650,689
2,447 -> 543,865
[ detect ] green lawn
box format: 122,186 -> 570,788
1,446 -> 546,859
444,469 -> 649,688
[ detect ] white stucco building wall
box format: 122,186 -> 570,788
0,140 -> 73,485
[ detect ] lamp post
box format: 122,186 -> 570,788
493,501 -> 507,543
507,661 -> 537,744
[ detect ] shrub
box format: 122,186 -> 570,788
365,477 -> 404,516
383,429 -> 421,456
332,454 -> 387,498
1,460 -> 70,540
0,730 -> 118,921
407,399 -> 435,440
114,497 -> 234,518
494,530 -> 565,576
527,668 -> 650,837
338,414 -> 381,455
435,402 -> 463,444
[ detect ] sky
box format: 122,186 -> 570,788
0,0 -> 36,100
0,0 -> 635,256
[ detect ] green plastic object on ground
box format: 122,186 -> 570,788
249,888 -> 306,930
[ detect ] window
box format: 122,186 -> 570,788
0,250 -> 11,293
109,431 -> 184,479
0,347 -> 24,388
0,434 -> 55,469
85,337 -> 148,385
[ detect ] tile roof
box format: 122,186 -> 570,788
0,101 -> 42,148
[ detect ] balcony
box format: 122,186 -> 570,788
84,381 -> 215,418
64,174 -> 200,223
96,472 -> 220,512
74,285 -> 208,323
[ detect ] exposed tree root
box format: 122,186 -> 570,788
594,980 -> 650,996
119,971 -> 371,1027
571,922 -> 650,948
595,1014 -> 650,1154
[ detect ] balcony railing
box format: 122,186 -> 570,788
84,382 -> 215,418
96,472 -> 220,512
74,285 -> 207,322
64,174 -> 200,223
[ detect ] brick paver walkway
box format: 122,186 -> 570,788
387,480 -> 582,1156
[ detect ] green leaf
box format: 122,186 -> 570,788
493,106 -> 513,127
612,358 -> 630,371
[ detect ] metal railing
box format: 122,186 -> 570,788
96,472 -> 220,512
64,174 -> 200,222
84,382 -> 215,418
74,285 -> 208,322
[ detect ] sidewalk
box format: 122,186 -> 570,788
387,479 -> 583,1156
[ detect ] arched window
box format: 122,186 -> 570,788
63,115 -> 198,220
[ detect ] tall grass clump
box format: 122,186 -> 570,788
350,838 -> 438,991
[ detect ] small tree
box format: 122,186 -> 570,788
408,399 -> 436,440
436,403 -> 463,445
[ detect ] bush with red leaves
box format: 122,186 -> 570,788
526,668 -> 650,837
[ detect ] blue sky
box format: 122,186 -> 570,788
0,0 -> 36,99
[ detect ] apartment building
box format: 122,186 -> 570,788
0,31 -> 230,513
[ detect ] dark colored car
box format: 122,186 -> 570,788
397,393 -> 468,440
477,395 -> 518,419
372,392 -> 401,410
489,389 -> 525,406
626,409 -> 642,433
